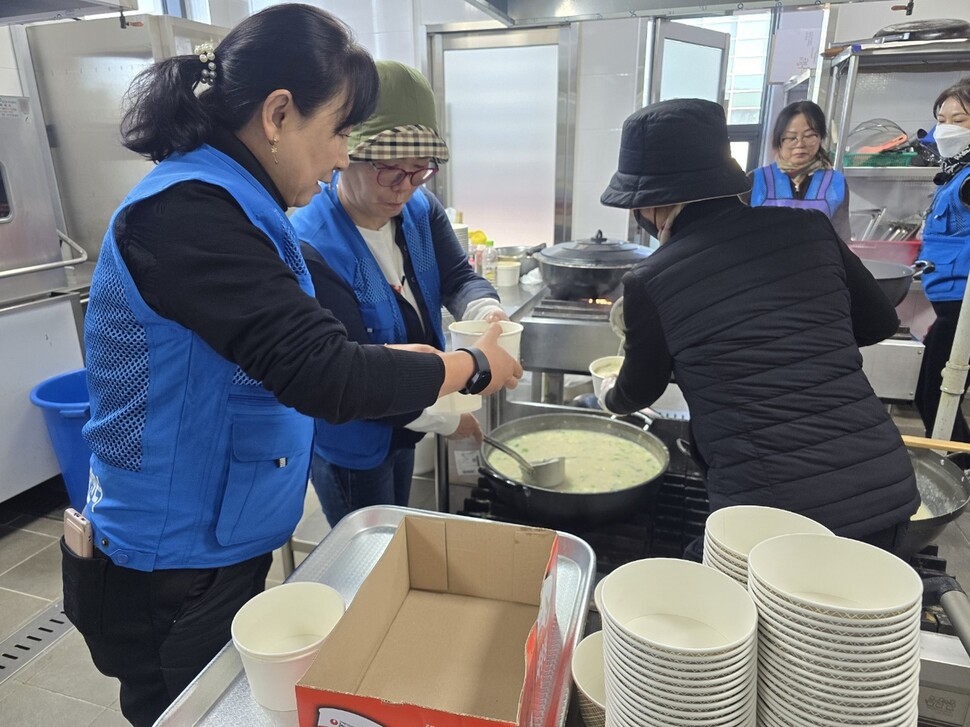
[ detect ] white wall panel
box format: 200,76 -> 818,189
373,30 -> 416,63
571,18 -> 640,243
0,28 -> 21,96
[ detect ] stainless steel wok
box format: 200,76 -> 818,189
900,448 -> 970,558
479,412 -> 669,530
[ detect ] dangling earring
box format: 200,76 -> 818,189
270,136 -> 279,165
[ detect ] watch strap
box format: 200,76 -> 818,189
456,346 -> 490,394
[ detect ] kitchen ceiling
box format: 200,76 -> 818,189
465,0 -> 880,24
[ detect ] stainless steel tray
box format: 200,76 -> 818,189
154,505 -> 596,727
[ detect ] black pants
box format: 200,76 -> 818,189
915,300 -> 970,449
62,540 -> 271,727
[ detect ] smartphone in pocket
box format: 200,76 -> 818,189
64,508 -> 93,558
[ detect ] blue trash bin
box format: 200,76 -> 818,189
30,368 -> 91,511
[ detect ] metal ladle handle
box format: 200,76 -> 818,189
482,434 -> 536,479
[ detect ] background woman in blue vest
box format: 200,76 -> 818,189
598,98 -> 917,560
291,61 -> 506,526
914,78 -> 970,450
64,7 -> 521,726
747,100 -> 852,242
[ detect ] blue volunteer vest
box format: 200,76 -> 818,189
750,162 -> 845,220
291,179 -> 444,468
921,166 -> 970,303
82,145 -> 315,571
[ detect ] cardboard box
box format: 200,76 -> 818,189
296,515 -> 559,727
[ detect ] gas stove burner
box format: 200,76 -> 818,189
531,298 -> 612,321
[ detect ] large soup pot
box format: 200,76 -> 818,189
861,259 -> 931,307
537,230 -> 652,299
899,448 -> 970,558
479,412 -> 670,530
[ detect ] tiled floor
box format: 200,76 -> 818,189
0,404 -> 968,726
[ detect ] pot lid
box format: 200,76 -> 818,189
539,230 -> 651,266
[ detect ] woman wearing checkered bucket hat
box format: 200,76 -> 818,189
291,61 -> 507,526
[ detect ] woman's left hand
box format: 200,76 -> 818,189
448,413 -> 483,441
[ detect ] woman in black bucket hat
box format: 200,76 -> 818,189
597,98 -> 918,558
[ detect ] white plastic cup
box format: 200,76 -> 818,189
496,260 -> 521,287
231,582 -> 345,711
449,320 -> 523,360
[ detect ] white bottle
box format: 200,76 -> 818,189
482,240 -> 498,284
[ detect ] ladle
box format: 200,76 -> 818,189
481,434 -> 566,489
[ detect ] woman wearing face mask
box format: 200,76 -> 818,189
914,78 -> 970,449
598,98 -> 918,561
746,101 -> 852,242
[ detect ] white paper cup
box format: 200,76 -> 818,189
449,320 -> 523,360
496,260 -> 521,287
231,582 -> 345,711
425,391 -> 482,415
589,356 -> 623,398
571,631 -> 606,727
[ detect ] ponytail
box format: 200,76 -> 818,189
121,56 -> 212,163
119,4 -> 378,164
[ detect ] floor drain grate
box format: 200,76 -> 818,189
0,601 -> 74,685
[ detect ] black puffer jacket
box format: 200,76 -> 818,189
607,199 -> 919,537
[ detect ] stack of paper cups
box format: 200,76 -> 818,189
452,223 -> 470,255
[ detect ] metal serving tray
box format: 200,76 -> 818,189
154,505 -> 596,727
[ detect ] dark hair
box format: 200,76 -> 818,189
933,77 -> 970,117
121,4 -> 378,162
770,100 -> 828,151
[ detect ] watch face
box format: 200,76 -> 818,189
467,369 -> 492,395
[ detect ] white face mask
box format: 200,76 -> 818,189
933,123 -> 970,159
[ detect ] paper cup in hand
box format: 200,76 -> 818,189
589,355 -> 623,398
449,320 -> 523,360
231,582 -> 344,711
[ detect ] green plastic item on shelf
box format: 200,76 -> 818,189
844,151 -> 918,168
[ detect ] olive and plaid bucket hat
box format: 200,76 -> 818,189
347,61 -> 450,164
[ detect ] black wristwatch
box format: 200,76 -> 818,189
456,346 -> 492,395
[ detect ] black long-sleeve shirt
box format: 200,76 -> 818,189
112,128 -> 443,423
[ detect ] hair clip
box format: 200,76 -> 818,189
194,42 -> 218,85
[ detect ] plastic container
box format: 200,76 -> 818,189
848,239 -> 920,266
482,239 -> 498,284
29,368 -> 91,511
844,151 -> 917,167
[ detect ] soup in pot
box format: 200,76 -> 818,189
487,429 -> 663,492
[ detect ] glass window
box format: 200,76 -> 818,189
732,74 -> 764,91
676,11 -> 771,127
731,91 -> 763,108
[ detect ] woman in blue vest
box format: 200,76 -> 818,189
291,61 -> 507,526
748,101 -> 852,242
915,78 -> 970,449
63,7 -> 521,726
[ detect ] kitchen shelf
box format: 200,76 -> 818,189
842,166 -> 938,181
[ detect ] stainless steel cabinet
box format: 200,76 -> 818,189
18,14 -> 228,259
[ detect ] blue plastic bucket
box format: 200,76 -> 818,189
29,368 -> 91,511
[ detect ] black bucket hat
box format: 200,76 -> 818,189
601,98 -> 751,209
